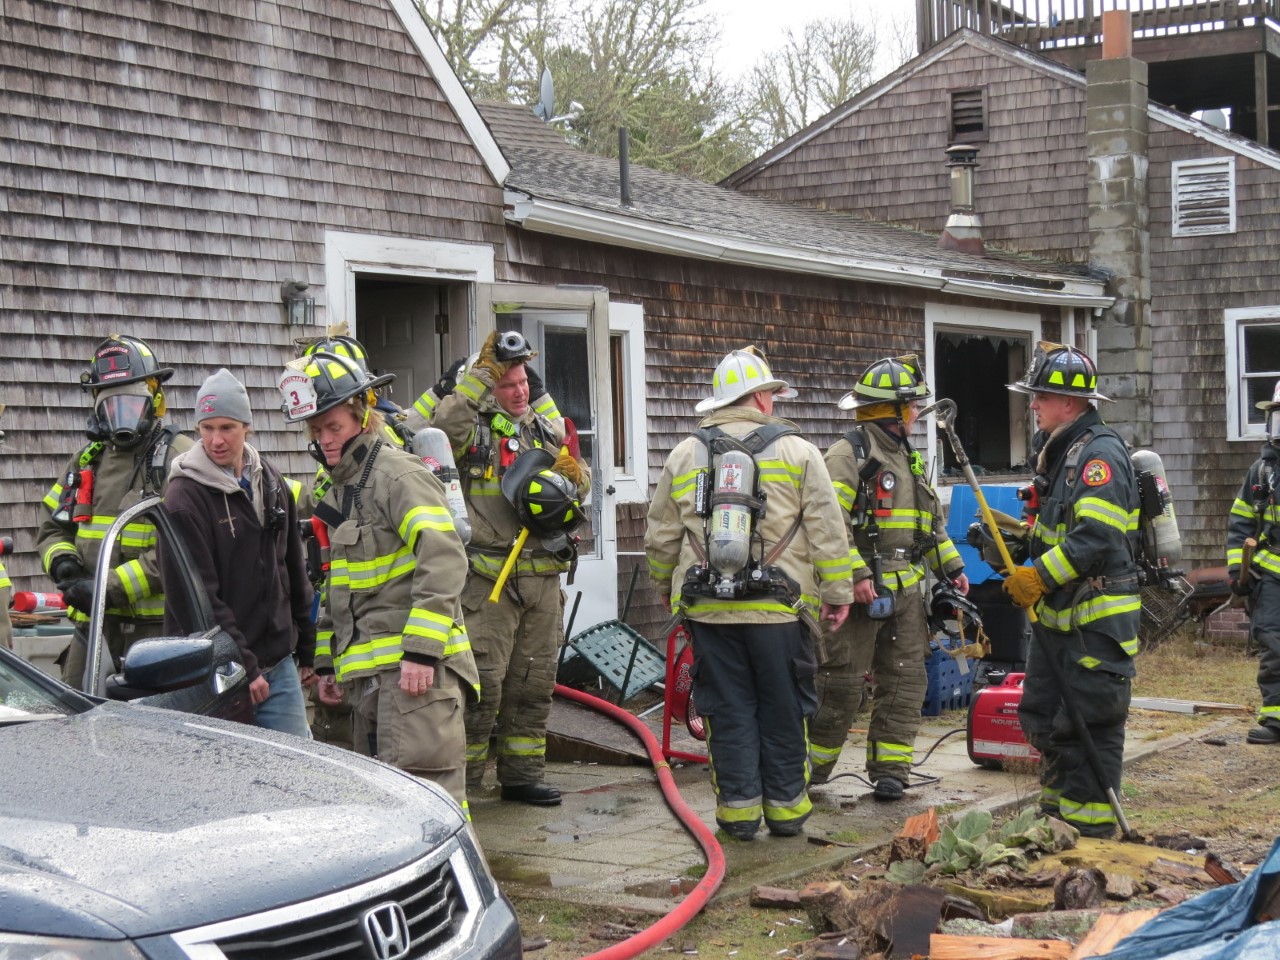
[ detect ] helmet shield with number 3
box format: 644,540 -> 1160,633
279,351 -> 393,422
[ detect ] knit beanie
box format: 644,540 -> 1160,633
195,368 -> 252,425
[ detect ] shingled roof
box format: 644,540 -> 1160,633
478,100 -> 1110,306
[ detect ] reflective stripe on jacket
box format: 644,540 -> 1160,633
645,406 -> 853,624
1027,409 -> 1141,669
316,436 -> 479,695
36,430 -> 192,621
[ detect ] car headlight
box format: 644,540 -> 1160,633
460,822 -> 500,905
0,935 -> 146,959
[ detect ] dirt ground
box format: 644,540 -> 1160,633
515,638 -> 1280,957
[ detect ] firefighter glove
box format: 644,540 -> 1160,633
1231,575 -> 1253,597
51,555 -> 86,587
553,453 -> 585,488
476,331 -> 512,383
1003,565 -> 1046,609
525,364 -> 546,399
60,577 -> 95,613
436,357 -> 467,398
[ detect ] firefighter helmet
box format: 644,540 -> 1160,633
278,351 -> 394,423
928,579 -> 985,637
500,448 -> 584,537
695,345 -> 796,413
302,335 -> 372,374
1256,379 -> 1280,412
493,330 -> 536,364
80,334 -> 174,391
838,354 -> 931,410
1008,340 -> 1111,401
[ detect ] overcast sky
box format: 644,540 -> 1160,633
704,0 -> 917,82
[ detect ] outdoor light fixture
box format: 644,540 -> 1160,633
280,279 -> 315,327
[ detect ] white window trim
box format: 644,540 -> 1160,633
1225,305 -> 1280,441
607,302 -> 649,504
924,302 -> 1041,480
323,231 -> 495,333
1171,156 -> 1236,238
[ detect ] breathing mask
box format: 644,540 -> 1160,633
90,383 -> 156,448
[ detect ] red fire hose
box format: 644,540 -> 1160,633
553,684 -> 725,959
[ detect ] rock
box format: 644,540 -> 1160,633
1151,885 -> 1189,905
1054,867 -> 1106,910
1104,872 -> 1140,900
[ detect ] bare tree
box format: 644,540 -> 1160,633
742,15 -> 881,146
420,0 -> 756,181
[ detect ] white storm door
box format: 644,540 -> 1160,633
474,284 -> 616,634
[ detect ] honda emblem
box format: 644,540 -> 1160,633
360,902 -> 411,960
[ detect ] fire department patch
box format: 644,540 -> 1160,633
1082,459 -> 1112,486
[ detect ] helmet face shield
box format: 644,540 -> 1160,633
97,393 -> 154,447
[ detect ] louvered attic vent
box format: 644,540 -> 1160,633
1172,156 -> 1236,236
949,87 -> 987,143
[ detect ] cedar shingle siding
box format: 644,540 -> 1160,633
1,0 -> 506,584
730,32 -> 1280,571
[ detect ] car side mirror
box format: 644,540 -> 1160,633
106,636 -> 217,700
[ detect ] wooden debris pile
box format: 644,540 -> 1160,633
747,808 -> 1247,958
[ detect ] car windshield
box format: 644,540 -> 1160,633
0,653 -> 81,724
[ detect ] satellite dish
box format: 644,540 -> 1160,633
533,67 -> 554,121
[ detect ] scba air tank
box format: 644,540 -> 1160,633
1131,448 -> 1182,571
708,449 -> 755,579
410,427 -> 473,545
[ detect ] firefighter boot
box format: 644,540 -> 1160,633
1248,723 -> 1280,744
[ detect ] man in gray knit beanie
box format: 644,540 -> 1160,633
161,367 -> 316,739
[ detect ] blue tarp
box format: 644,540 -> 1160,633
944,484 -> 1026,584
1095,837 -> 1280,960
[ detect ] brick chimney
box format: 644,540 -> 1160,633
939,144 -> 985,256
1088,9 -> 1151,446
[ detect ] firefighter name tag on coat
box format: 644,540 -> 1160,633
1083,459 -> 1112,486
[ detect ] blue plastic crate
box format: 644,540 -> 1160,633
923,641 -> 974,716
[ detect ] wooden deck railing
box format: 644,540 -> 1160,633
918,0 -> 1280,52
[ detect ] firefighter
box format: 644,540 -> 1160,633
645,346 -> 853,839
1004,341 -> 1140,838
278,351 -> 478,807
405,354 -> 565,440
37,334 -> 193,687
811,355 -> 968,799
1228,379 -> 1280,744
431,330 -> 584,806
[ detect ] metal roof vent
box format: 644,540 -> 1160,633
938,144 -> 985,256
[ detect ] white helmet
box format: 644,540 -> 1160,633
695,347 -> 797,414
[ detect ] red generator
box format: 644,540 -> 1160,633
966,671 -> 1042,769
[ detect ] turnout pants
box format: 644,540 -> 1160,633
847,589 -> 930,785
1018,626 -> 1131,838
689,619 -> 817,837
461,572 -> 563,789
1250,575 -> 1280,729
808,609 -> 872,781
352,664 -> 468,808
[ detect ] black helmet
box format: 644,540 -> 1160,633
494,330 -> 536,364
302,335 -> 372,375
1007,340 -> 1110,401
81,334 -> 174,391
928,580 -> 984,637
500,448 -> 584,537
838,354 -> 932,410
278,351 -> 394,423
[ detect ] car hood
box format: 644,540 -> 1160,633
0,702 -> 463,939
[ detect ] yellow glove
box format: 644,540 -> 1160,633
476,331 -> 511,383
1003,565 -> 1047,609
553,453 -> 585,488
